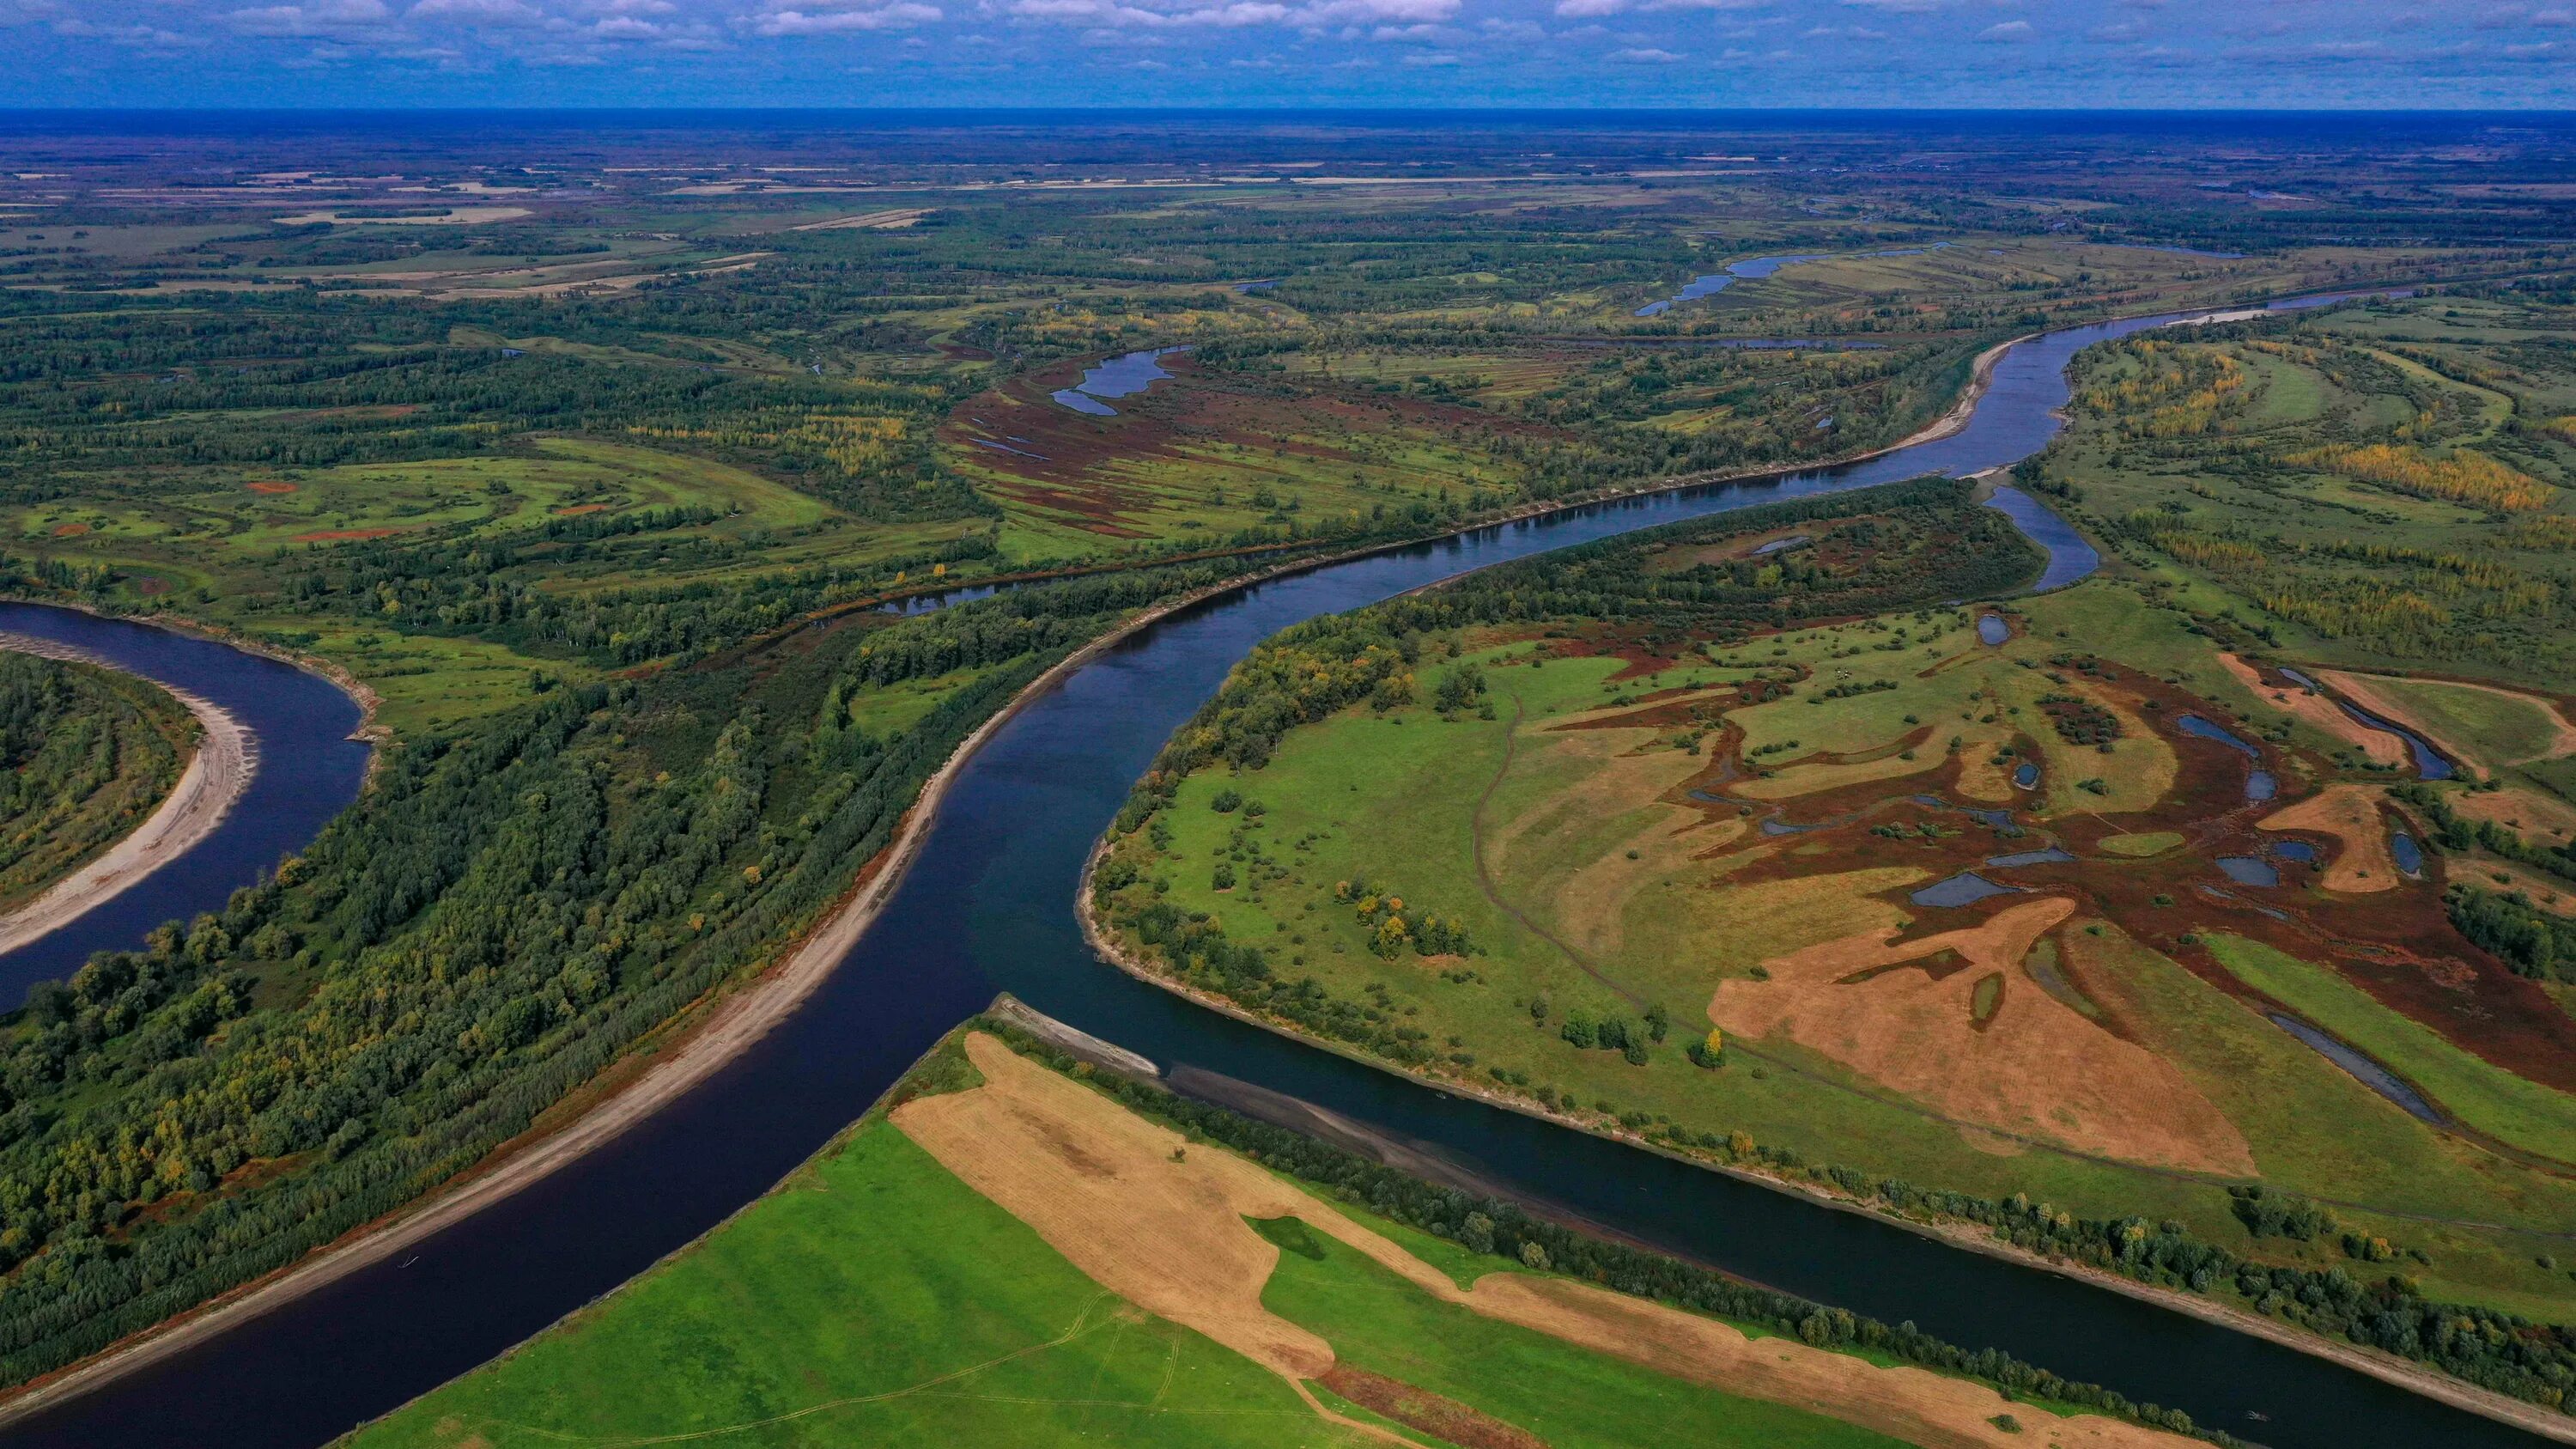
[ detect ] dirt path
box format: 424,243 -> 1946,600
896,1033 -> 2199,1449
0,632 -> 255,958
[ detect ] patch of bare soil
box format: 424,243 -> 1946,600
2451,786 -> 2576,846
2220,654 -> 2406,768
1318,1367 -> 1550,1449
895,1035 -> 2202,1449
2259,785 -> 2397,893
1711,899 -> 2254,1174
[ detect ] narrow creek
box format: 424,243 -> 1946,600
10,295 -> 2544,1449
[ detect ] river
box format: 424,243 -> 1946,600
11,295 -> 2543,1449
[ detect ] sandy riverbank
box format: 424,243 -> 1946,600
0,632 -> 256,959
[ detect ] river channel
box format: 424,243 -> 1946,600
12,293 -> 2539,1449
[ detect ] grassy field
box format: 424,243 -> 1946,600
2203,934 -> 2576,1166
1093,490 -> 2576,1324
339,1028 -> 2065,1449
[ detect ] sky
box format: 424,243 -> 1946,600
1,0 -> 2572,109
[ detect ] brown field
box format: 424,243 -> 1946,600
48,523 -> 88,538
2220,654 -> 2406,768
245,480 -> 299,496
1710,898 -> 2254,1173
2259,785 -> 2397,893
2451,785 -> 2576,844
893,1034 -> 2198,1449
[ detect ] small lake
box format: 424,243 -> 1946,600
2271,840 -> 2318,863
2218,856 -> 2280,888
1987,847 -> 2075,868
1635,244 -> 1953,316
1753,534 -> 1812,557
1051,345 -> 1191,416
1911,871 -> 2019,907
2013,761 -> 2041,789
2267,1014 -> 2444,1123
2392,832 -> 2425,877
1978,613 -> 2009,646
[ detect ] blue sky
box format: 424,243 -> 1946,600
3,0 -> 2571,108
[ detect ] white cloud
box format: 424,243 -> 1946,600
1608,43 -> 1680,59
224,0 -> 392,36
407,0 -> 540,22
1978,18 -> 2031,39
756,1 -> 940,31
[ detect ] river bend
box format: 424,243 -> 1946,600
11,295 -> 2536,1449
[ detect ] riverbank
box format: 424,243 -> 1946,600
0,632 -> 256,959
1072,795 -> 2576,1447
0,302 -> 2255,1432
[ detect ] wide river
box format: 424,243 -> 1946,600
14,294 -> 2542,1449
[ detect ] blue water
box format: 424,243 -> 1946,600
1051,345 -> 1190,416
2267,1014 -> 2444,1124
1753,534 -> 1812,556
0,606 -> 373,1006
21,290 -> 2521,1449
1987,847 -> 2076,868
1636,244 -> 1959,316
2175,713 -> 2275,801
2013,761 -> 2041,789
2271,839 -> 2318,863
2392,832 -> 2425,876
1979,484 -> 2099,593
1911,871 -> 2020,907
2218,856 -> 2280,887
1978,613 -> 2009,646
2273,667 -> 2452,779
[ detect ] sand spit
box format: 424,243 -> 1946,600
0,632 -> 255,958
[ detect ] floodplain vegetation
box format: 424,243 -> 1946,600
1091,433 -> 2576,1417
0,653 -> 195,913
0,118 -> 2573,1415
342,1019 -> 2214,1449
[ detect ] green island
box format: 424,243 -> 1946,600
341,1015 -> 2208,1449
0,650 -> 197,913
1089,293 -> 2576,1416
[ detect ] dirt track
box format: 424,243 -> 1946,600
899,1035 -> 2199,1449
0,632 -> 253,958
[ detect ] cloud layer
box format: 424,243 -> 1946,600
2,0 -> 2568,105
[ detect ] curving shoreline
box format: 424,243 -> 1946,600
1071,820 -> 2576,1448
0,632 -> 257,960
0,307 -> 2300,1433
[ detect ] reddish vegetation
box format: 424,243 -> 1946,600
245,481 -> 299,496
939,353 -> 1562,538
49,523 -> 89,538
1318,1367 -> 1552,1449
1533,615 -> 2576,1115
132,577 -> 173,597
289,527 -> 408,543
552,503 -> 613,516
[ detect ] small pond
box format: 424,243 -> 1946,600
1978,613 -> 2009,646
1753,534 -> 1813,557
2013,761 -> 2041,789
2391,832 -> 2425,877
2176,714 -> 2275,801
2217,856 -> 2280,888
2270,840 -> 2318,863
1051,345 -> 1191,416
1910,871 -> 2019,908
1987,847 -> 2076,868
